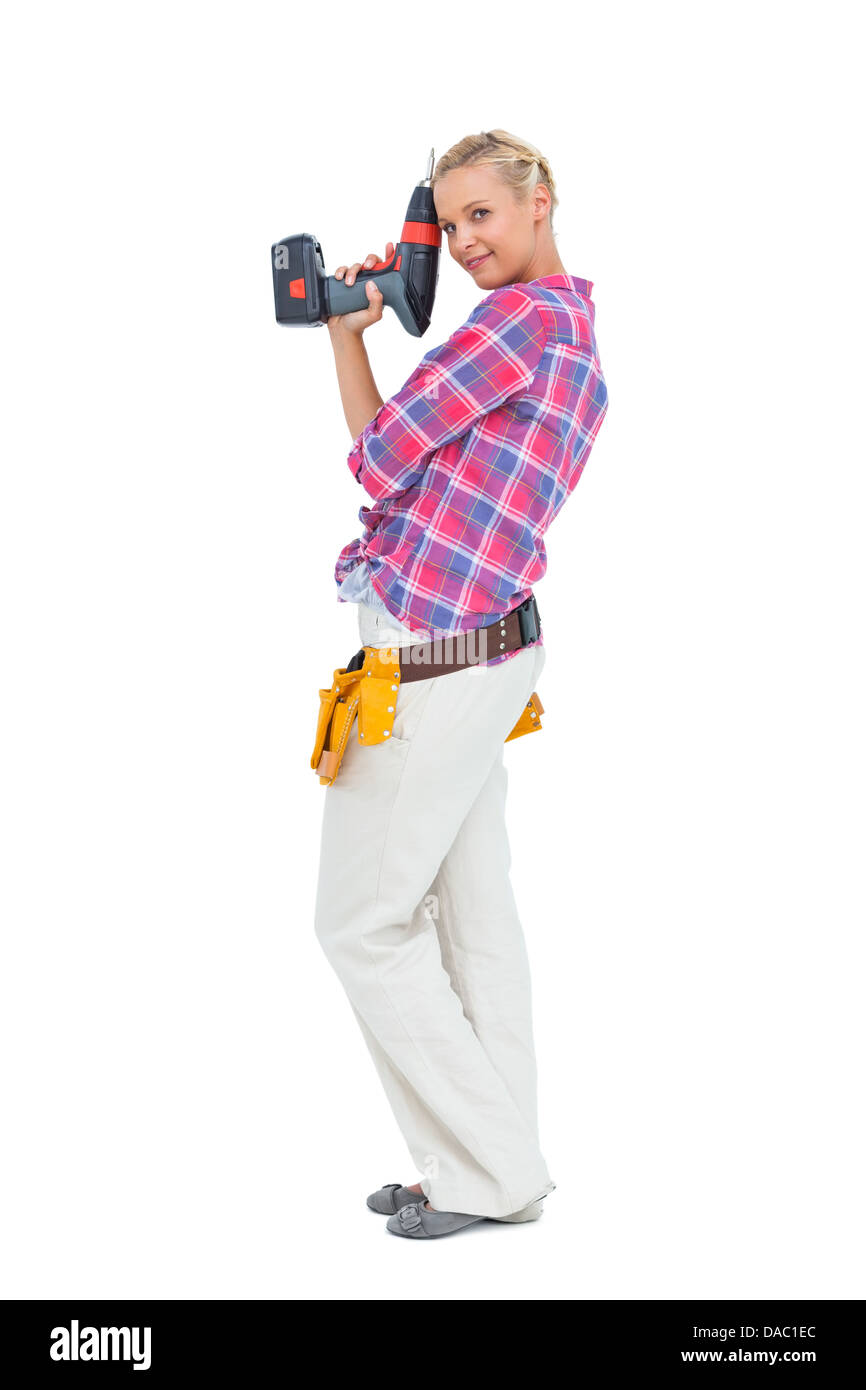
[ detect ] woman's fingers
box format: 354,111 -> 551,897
333,259 -> 366,286
335,243 -> 396,286
346,255 -> 376,286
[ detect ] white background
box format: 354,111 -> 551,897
1,0 -> 863,1301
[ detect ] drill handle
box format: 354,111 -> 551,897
326,264 -> 418,336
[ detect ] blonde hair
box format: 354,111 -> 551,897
432,129 -> 559,236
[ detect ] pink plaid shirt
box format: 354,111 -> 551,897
335,273 -> 608,665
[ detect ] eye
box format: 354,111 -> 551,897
442,208 -> 489,235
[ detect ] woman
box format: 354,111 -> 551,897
314,130 -> 609,1239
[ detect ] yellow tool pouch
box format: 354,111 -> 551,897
312,645 -> 404,786
505,691 -> 545,743
311,646 -> 544,786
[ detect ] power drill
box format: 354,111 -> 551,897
271,149 -> 441,338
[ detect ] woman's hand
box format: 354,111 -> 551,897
328,243 -> 395,337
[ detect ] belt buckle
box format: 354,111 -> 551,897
516,595 -> 540,646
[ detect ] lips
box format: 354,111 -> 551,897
466,253 -> 491,269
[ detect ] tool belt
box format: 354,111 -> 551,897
311,595 -> 545,786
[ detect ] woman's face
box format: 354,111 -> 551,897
434,166 -> 540,287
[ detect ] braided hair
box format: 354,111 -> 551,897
432,129 -> 559,235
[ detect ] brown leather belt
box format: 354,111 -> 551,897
345,594 -> 542,685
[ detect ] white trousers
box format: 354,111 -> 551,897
313,601 -> 555,1219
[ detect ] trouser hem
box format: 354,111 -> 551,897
419,1176 -> 556,1220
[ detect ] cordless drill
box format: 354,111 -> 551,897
271,149 -> 441,338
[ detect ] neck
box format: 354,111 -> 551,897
520,245 -> 567,283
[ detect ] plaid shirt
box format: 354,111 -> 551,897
335,273 -> 608,663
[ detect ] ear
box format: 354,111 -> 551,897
532,183 -> 552,221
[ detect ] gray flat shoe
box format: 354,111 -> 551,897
386,1201 -> 486,1239
366,1182 -> 427,1215
367,1183 -> 546,1222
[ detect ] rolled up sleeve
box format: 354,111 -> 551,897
346,284 -> 547,501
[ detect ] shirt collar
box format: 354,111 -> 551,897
529,273 -> 594,299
